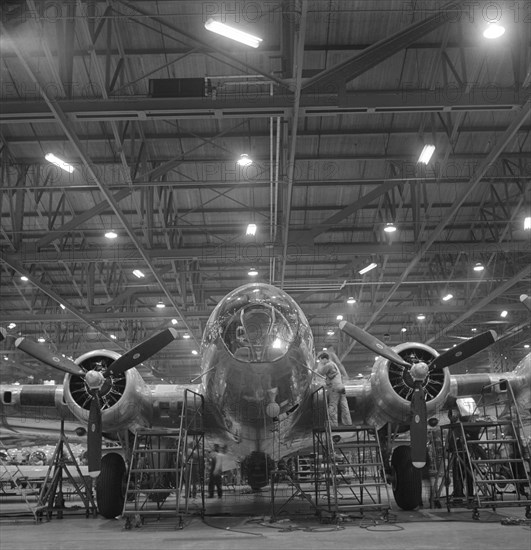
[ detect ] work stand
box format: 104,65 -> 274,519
36,421 -> 97,521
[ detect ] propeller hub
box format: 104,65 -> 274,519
409,361 -> 429,382
85,369 -> 105,391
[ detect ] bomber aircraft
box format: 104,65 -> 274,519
1,284 -> 530,517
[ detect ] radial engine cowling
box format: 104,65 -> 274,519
367,342 -> 451,427
63,350 -> 150,432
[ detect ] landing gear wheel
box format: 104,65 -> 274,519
391,446 -> 422,511
96,453 -> 126,518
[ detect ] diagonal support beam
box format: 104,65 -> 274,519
292,180 -> 401,243
426,264 -> 531,344
1,22 -> 200,346
301,2 -> 456,93
340,96 -> 531,359
0,253 -> 120,347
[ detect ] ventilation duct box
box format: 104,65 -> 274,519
149,78 -> 211,98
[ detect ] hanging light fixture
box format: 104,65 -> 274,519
418,144 -> 435,164
483,22 -> 505,39
45,153 -> 75,173
359,262 -> 377,275
204,19 -> 263,48
237,153 -> 253,166
384,222 -> 397,233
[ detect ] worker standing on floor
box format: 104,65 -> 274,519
317,352 -> 352,428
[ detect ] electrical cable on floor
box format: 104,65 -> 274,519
201,516 -> 265,536
359,517 -> 404,531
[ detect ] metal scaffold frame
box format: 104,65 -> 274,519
122,389 -> 205,529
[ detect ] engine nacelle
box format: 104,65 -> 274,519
366,342 -> 451,427
63,350 -> 151,433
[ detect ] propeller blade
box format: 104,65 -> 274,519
429,330 -> 497,372
15,337 -> 86,376
107,327 -> 178,375
87,395 -> 102,478
410,382 -> 427,469
339,321 -> 411,368
521,294 -> 531,312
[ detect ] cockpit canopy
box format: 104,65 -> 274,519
203,284 -> 302,363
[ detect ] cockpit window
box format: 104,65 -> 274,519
203,284 -> 301,362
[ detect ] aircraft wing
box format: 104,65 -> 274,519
0,379 -> 204,450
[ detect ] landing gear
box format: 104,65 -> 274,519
242,451 -> 274,490
96,453 -> 126,518
391,445 -> 422,511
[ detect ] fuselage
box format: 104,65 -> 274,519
199,283 -> 316,457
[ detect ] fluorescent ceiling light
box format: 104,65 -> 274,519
237,153 -> 253,166
171,319 -> 178,325
384,222 -> 397,233
327,330 -> 335,336
105,230 -> 118,239
192,350 -> 198,355
60,303 -> 66,309
483,22 -> 505,39
183,333 -> 191,339
156,301 -> 165,309
471,328 -> 477,332
347,297 -> 356,304
110,334 -> 117,340
442,293 -> 453,302
45,153 -> 75,173
205,19 -> 263,48
133,269 -> 145,278
401,327 -> 407,333
524,216 -> 531,230
418,144 -> 435,164
359,262 -> 377,275
246,223 -> 257,236
248,268 -> 258,276
8,323 -> 16,329
473,262 -> 484,272
20,276 -> 28,281
336,315 -> 343,321
38,337 -> 46,343
500,310 -> 508,318
417,314 -> 426,320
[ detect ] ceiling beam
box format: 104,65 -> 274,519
1,89 -> 526,124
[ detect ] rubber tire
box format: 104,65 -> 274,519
96,453 -> 126,519
391,445 -> 422,511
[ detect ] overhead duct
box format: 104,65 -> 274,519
149,78 -> 212,98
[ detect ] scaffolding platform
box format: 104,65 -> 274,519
433,382 -> 531,520
121,389 -> 205,529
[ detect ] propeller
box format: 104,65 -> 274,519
16,327 -> 178,476
339,321 -> 497,468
